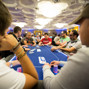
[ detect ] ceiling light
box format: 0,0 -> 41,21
37,0 -> 40,1
55,23 -> 68,28
12,22 -> 27,27
35,18 -> 52,26
35,25 -> 44,29
37,1 -> 68,18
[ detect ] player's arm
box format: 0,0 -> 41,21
55,41 -> 63,46
6,60 -> 20,67
38,41 -> 42,46
39,39 -> 44,46
56,41 -> 67,46
51,45 -> 65,51
23,40 -> 28,45
14,46 -> 38,89
36,38 -> 40,42
57,45 -> 65,49
60,41 -> 67,46
60,47 -> 75,52
47,38 -> 52,45
1,35 -> 38,89
32,41 -> 36,46
46,42 -> 52,45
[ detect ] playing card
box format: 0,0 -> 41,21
39,57 -> 46,64
37,49 -> 41,52
29,51 -> 34,54
31,48 -> 35,51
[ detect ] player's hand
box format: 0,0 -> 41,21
50,61 -> 60,66
41,44 -> 44,46
24,48 -> 30,51
44,44 -> 48,46
22,45 -> 28,47
69,53 -> 74,56
12,60 -> 20,66
43,63 -> 51,68
51,47 -> 57,51
32,44 -> 36,46
38,43 -> 43,46
0,35 -> 18,51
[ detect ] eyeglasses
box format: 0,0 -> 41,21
69,34 -> 73,36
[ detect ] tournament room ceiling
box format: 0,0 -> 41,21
2,0 -> 89,30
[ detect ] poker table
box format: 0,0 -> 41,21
10,45 -> 67,80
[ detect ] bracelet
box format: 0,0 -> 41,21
17,52 -> 26,60
17,48 -> 24,57
10,42 -> 20,52
13,45 -> 20,53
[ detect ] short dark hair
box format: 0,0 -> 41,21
72,30 -> 79,37
58,34 -> 60,36
44,33 -> 48,35
8,32 -> 13,34
61,30 -> 67,35
14,26 -> 22,33
0,1 -> 12,36
53,32 -> 57,36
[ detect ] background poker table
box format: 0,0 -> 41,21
10,45 -> 67,80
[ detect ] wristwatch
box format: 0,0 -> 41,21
10,61 -> 13,67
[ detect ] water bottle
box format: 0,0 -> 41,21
53,65 -> 58,75
17,67 -> 22,72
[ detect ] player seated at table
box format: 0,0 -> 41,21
52,32 -> 60,46
39,33 -> 52,46
42,4 -> 89,89
35,35 -> 41,44
0,1 -> 38,89
51,30 -> 82,56
0,26 -> 30,60
56,30 -> 70,46
23,32 -> 36,46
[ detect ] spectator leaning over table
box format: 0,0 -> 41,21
56,30 -> 70,46
39,33 -> 52,46
51,30 -> 82,56
42,3 -> 89,89
23,32 -> 36,46
0,1 -> 38,89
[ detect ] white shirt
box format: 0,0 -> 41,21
43,46 -> 89,89
0,58 -> 25,89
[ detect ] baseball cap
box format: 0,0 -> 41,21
69,4 -> 89,25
